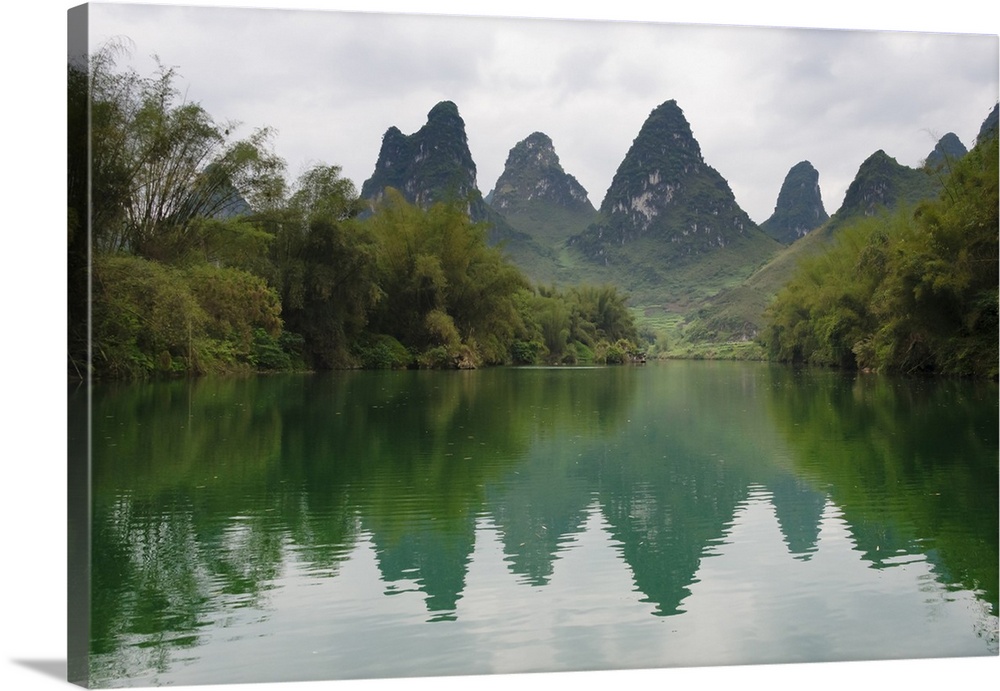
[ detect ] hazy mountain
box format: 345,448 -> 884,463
976,102 -> 998,144
572,100 -> 765,261
355,97 -> 993,350
924,132 -> 968,171
759,161 -> 829,245
685,149 -> 948,342
555,99 -> 779,306
486,132 -> 598,247
488,132 -> 594,215
361,100 -> 479,209
825,150 -> 940,232
359,100 -> 527,246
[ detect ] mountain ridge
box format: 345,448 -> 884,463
355,96 -> 994,351
359,100 -> 535,249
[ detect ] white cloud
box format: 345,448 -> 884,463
85,3 -> 997,223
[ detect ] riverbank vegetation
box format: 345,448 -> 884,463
69,48 -> 641,379
761,129 -> 998,378
70,46 -> 994,380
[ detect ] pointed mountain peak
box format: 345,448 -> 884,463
360,100 -> 478,210
359,101 -> 529,246
578,98 -> 754,255
514,131 -> 560,168
760,161 -> 829,244
924,132 -> 967,170
831,149 -> 939,225
622,99 -> 704,167
487,131 -> 594,216
427,100 -> 461,121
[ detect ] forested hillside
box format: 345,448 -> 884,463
69,47 -> 996,380
69,50 -> 639,378
761,127 -> 998,377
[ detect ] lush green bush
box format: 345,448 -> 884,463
251,328 -> 300,371
352,334 -> 412,369
510,339 -> 546,365
93,256 -> 206,377
762,132 -> 998,377
594,338 -> 641,364
365,191 -> 528,366
92,256 -> 287,378
186,264 -> 282,357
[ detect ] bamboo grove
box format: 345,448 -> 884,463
68,47 -> 640,379
762,129 -> 998,378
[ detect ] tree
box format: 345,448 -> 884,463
364,190 -> 529,366
763,132 -> 998,377
273,165 -> 380,369
87,41 -> 285,259
68,58 -> 91,377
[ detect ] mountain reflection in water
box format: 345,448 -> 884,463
82,363 -> 998,686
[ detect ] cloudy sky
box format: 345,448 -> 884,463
81,1 -> 998,224
0,6 -> 997,691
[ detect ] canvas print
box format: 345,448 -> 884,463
67,2 -> 999,688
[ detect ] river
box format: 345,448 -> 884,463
77,361 -> 998,687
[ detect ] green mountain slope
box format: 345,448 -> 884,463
484,132 -> 600,285
686,147 -> 948,343
563,99 -> 780,305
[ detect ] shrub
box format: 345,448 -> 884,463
510,339 -> 545,365
353,334 -> 412,369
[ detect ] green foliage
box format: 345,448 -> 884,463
165,216 -> 274,274
185,263 -> 283,359
511,283 -> 641,365
250,328 -> 295,371
92,255 -> 203,377
593,338 -> 642,365
568,283 -> 639,345
92,256 -> 285,378
351,334 -> 412,370
68,60 -> 92,376
762,133 -> 998,377
510,339 -> 546,365
282,215 -> 380,369
365,190 -> 529,367
86,42 -> 285,258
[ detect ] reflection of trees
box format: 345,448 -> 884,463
89,363 -> 997,684
89,367 -> 638,665
90,377 -> 294,682
350,368 -> 637,614
278,370 -> 538,618
766,368 -> 999,615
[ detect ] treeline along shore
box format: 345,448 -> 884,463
68,46 -> 997,380
68,47 -> 642,379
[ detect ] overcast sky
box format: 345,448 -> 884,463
80,1 -> 998,224
0,5 -> 998,691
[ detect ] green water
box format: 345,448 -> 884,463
79,362 -> 998,686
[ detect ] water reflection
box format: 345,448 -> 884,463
83,363 -> 999,685
764,367 -> 998,614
